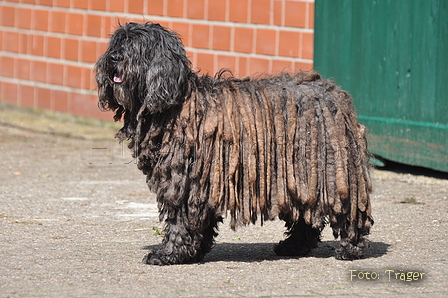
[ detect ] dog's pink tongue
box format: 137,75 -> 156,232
113,75 -> 123,83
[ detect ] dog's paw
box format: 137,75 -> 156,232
334,246 -> 362,260
334,239 -> 370,260
142,252 -> 171,265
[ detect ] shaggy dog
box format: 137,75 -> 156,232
95,22 -> 374,265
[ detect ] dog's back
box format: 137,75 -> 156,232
144,71 -> 372,233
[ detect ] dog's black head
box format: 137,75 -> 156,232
95,22 -> 192,121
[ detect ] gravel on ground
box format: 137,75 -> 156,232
1,104 -> 447,297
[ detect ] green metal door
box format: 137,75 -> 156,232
314,0 -> 448,172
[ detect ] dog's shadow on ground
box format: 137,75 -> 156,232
143,241 -> 390,263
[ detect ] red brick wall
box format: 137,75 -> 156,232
0,0 -> 314,120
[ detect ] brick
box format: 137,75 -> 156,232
191,24 -> 210,49
4,31 -> 20,53
32,61 -> 47,83
80,40 -> 97,63
2,6 -> 15,27
273,0 -> 284,26
189,50 -> 199,68
17,59 -> 31,80
29,35 -> 45,56
48,63 -> 64,85
285,1 -> 307,28
109,18 -> 122,29
167,0 -> 184,18
196,52 -> 214,75
0,56 -> 15,78
155,20 -> 170,29
295,61 -> 313,72
33,10 -> 49,31
234,27 -> 253,53
147,0 -> 164,15
46,36 -> 62,59
278,30 -> 300,57
101,16 -> 113,38
171,22 -> 190,46
212,26 -> 231,51
186,50 -> 195,64
67,13 -> 85,35
85,95 -> 99,118
0,31 -> 2,51
97,42 -> 108,59
208,0 -> 226,21
187,0 -> 205,19
70,93 -> 89,117
36,87 -> 52,110
251,0 -> 271,24
301,32 -> 313,59
20,85 -> 36,108
17,8 -> 32,29
38,0 -> 55,6
128,0 -> 144,14
86,15 -> 102,37
91,0 -> 107,11
20,33 -> 28,54
110,0 -> 126,12
272,59 -> 293,74
66,65 -> 83,88
2,82 -> 18,105
64,38 -> 79,61
229,0 -> 248,23
249,57 -> 270,75
51,11 -> 67,34
216,55 -> 236,74
73,0 -> 89,9
308,2 -> 314,29
96,109 -> 115,121
255,29 -> 277,56
55,0 -> 71,8
52,90 -> 69,113
237,56 -> 248,77
82,68 -> 96,90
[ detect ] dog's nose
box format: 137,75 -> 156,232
110,52 -> 122,63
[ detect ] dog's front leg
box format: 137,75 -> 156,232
143,212 -> 196,265
274,218 -> 322,257
143,206 -> 220,265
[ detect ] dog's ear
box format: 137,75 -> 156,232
143,27 -> 192,114
95,54 -> 124,122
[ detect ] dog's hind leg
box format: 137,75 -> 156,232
334,227 -> 370,260
143,207 -> 221,265
274,218 -> 322,257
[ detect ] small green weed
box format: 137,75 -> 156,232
152,226 -> 163,236
398,197 -> 424,204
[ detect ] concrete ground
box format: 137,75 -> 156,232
1,104 -> 447,297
